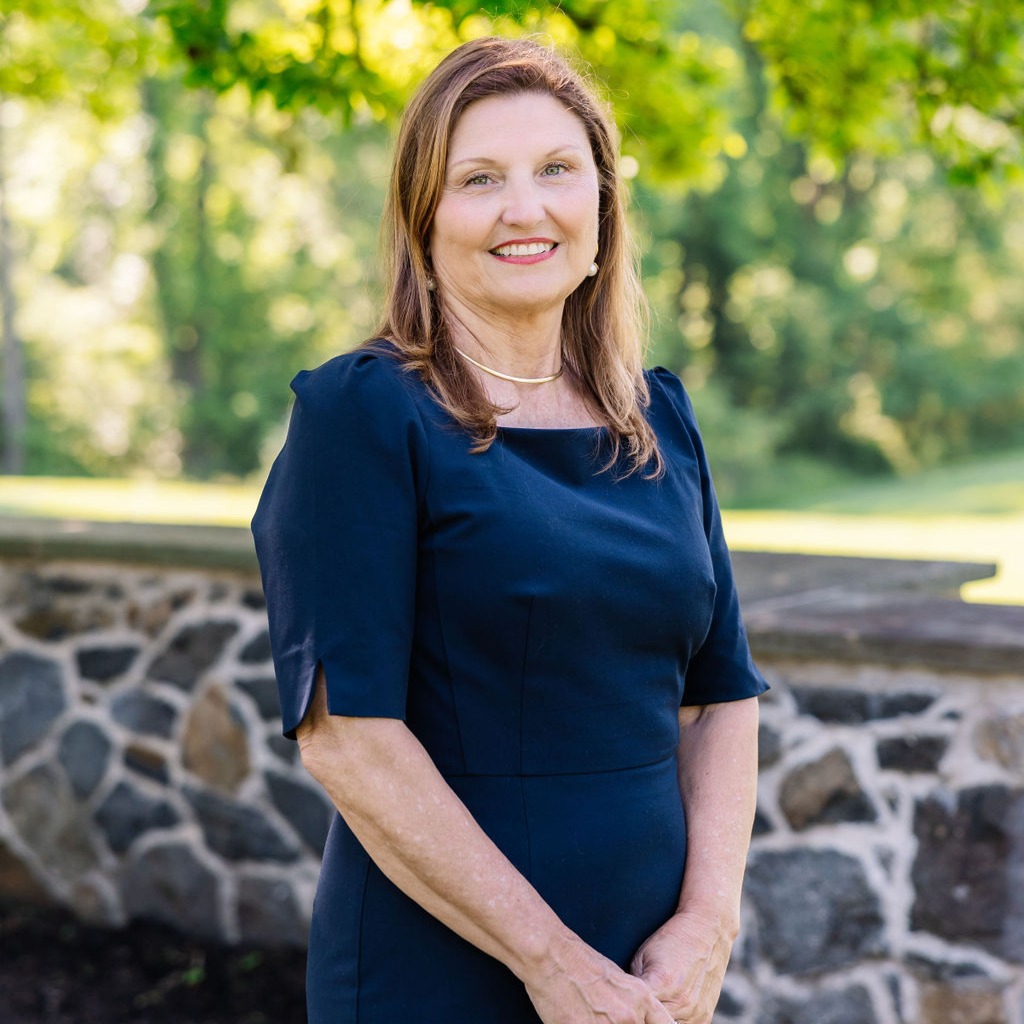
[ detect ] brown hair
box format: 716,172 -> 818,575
374,36 -> 660,475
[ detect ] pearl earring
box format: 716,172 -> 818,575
587,262 -> 599,278
426,276 -> 437,291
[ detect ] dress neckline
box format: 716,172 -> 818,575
495,424 -> 607,434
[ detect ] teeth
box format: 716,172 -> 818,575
493,242 -> 555,257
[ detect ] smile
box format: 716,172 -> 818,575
490,242 -> 558,258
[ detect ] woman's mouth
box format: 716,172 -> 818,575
490,241 -> 558,263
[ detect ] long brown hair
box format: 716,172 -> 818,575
374,36 -> 660,476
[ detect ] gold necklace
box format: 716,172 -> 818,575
454,347 -> 563,385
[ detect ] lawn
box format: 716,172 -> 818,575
0,477 -> 260,528
0,451 -> 1021,605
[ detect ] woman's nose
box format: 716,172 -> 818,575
500,177 -> 545,227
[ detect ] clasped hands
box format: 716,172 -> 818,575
526,909 -> 733,1024
630,908 -> 735,1024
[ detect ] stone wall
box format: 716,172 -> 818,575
0,521 -> 321,949
1,518 -> 1024,1024
734,660 -> 1024,1024
727,552 -> 1024,1024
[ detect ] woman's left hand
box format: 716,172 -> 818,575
629,910 -> 735,1024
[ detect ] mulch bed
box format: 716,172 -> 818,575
0,903 -> 306,1024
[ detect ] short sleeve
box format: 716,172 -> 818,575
251,348 -> 428,738
649,368 -> 769,706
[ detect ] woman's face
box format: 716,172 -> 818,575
430,91 -> 601,322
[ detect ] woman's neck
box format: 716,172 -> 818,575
443,303 -> 603,427
444,302 -> 564,381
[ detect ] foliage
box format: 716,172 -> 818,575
148,0 -> 743,186
738,0 -> 1024,183
0,0 -> 152,115
2,0 -> 1024,491
642,135 -> 1024,486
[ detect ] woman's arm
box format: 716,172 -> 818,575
630,696 -> 760,1024
298,672 -> 674,1024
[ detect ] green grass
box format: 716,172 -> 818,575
722,449 -> 1024,606
0,477 -> 261,527
1,452 -> 1022,605
786,449 -> 1024,516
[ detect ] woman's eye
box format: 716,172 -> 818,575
465,173 -> 492,186
542,162 -> 569,176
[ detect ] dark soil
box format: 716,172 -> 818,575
0,903 -> 306,1024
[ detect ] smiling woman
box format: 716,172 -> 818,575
376,36 -> 659,456
431,92 -> 601,383
252,35 -> 767,1024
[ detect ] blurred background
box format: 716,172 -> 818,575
1,0 -> 1022,600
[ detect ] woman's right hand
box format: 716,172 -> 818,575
523,931 -> 675,1024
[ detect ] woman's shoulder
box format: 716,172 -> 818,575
290,340 -> 425,423
643,365 -> 698,428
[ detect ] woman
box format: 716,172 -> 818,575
252,36 -> 767,1024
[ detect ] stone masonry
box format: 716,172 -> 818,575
0,555 -> 322,950
1,521 -> 1023,1024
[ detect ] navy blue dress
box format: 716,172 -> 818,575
251,344 -> 767,1023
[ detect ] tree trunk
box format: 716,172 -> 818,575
0,106 -> 26,475
142,78 -> 216,473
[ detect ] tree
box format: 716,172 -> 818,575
0,111 -> 24,472
7,0 -> 1024,486
150,0 -> 743,185
154,0 -> 1024,184
736,0 -> 1024,184
634,5 -> 1024,499
0,0 -> 150,473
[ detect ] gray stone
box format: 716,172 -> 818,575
791,687 -> 873,723
237,677 -> 281,720
121,841 -> 222,940
124,743 -> 170,784
877,734 -> 948,773
265,771 -> 332,855
127,588 -> 196,637
94,780 -> 179,854
57,720 -> 112,798
745,849 -> 887,975
906,954 -> 991,982
880,691 -> 939,718
111,689 -> 177,738
237,874 -> 307,947
792,687 -> 935,724
15,603 -> 114,640
752,807 -> 774,836
716,987 -> 745,1018
69,876 -> 119,926
0,837 -> 50,904
3,763 -> 99,878
758,985 -> 878,1024
0,652 -> 67,764
239,630 -> 272,664
885,971 -> 904,1023
974,712 -> 1024,774
267,733 -> 299,764
913,969 -> 1008,1024
182,685 -> 250,792
911,785 -> 1024,962
779,749 -> 876,830
148,620 -> 239,689
43,574 -> 93,595
241,588 -> 266,610
759,723 -> 783,768
76,645 -> 140,683
111,688 -> 178,737
185,786 -> 298,863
